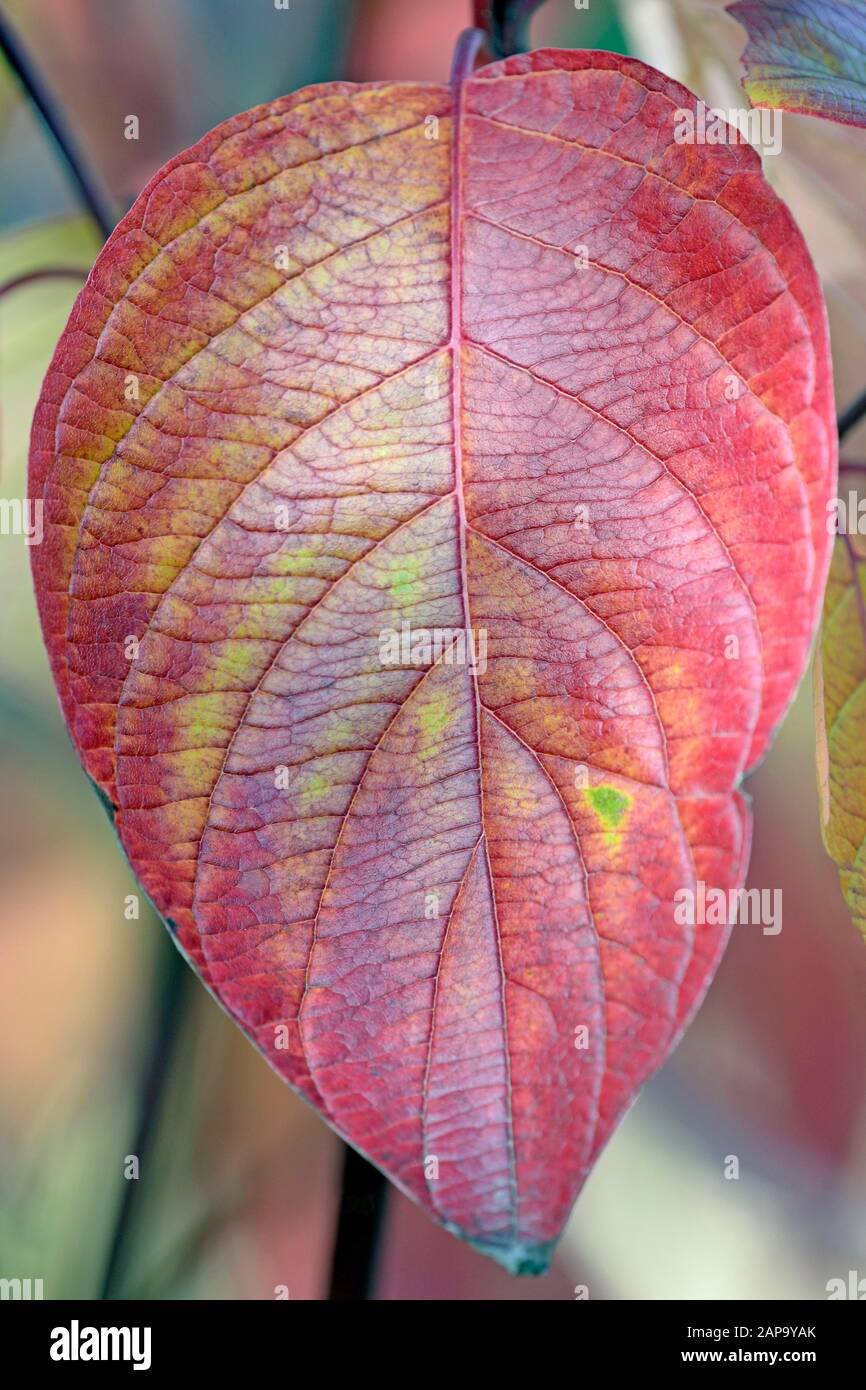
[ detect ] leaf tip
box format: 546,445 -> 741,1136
461,1232 -> 556,1277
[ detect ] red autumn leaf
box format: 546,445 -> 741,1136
29,48 -> 835,1273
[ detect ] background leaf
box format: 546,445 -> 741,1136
729,0 -> 866,127
815,519 -> 866,939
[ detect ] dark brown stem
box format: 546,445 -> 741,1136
0,267 -> 88,301
327,1145 -> 388,1301
98,926 -> 190,1300
472,0 -> 546,58
0,5 -> 115,238
838,386 -> 866,441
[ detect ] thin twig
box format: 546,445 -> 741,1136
98,926 -> 190,1300
0,267 -> 88,301
838,385 -> 866,441
0,5 -> 115,238
327,1144 -> 388,1301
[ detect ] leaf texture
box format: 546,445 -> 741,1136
29,49 -> 836,1272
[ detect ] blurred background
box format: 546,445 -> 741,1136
2,0 -> 866,1301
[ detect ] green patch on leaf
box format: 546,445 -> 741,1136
584,785 -> 630,842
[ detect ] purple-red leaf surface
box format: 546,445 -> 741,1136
29,49 -> 836,1272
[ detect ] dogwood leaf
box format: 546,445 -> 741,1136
29,49 -> 835,1273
